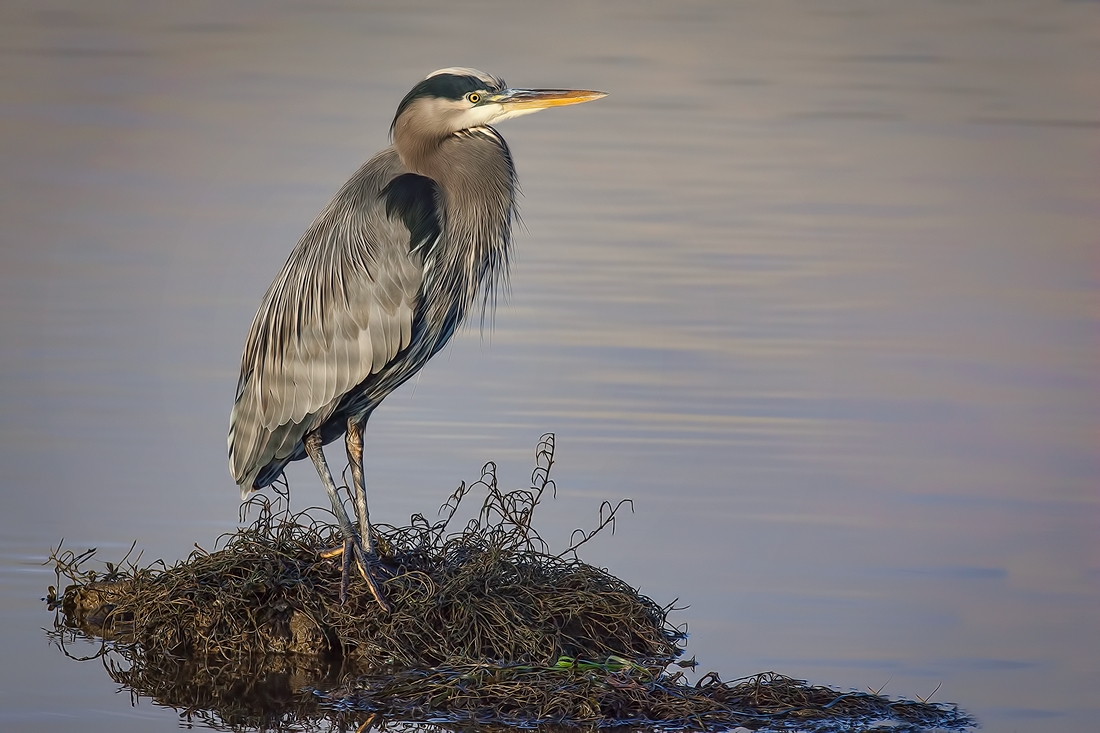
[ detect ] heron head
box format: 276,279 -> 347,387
391,67 -> 607,142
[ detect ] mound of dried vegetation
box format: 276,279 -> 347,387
46,434 -> 974,732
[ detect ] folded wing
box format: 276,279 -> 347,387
228,151 -> 438,492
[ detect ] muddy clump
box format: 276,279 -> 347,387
47,434 -> 974,732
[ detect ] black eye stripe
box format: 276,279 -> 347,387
391,71 -> 505,133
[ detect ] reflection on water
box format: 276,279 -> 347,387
48,633 -> 340,731
43,638 -> 977,732
1,1 -> 1097,732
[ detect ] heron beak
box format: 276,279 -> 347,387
493,88 -> 608,111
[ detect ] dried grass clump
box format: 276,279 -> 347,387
46,434 -> 975,732
324,665 -> 976,732
50,435 -> 678,669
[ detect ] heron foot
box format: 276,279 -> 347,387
321,534 -> 392,612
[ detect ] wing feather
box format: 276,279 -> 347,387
228,149 -> 435,489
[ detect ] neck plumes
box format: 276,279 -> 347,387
392,119 -> 516,327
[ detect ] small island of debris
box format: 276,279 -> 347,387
47,435 -> 974,732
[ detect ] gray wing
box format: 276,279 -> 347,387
228,149 -> 434,492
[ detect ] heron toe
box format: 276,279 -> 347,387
322,531 -> 391,611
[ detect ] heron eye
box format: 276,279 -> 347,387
466,92 -> 481,104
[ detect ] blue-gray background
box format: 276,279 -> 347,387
1,1 -> 1096,731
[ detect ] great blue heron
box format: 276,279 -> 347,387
228,68 -> 606,609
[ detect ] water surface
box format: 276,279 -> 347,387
1,1 -> 1097,731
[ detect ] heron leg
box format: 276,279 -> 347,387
304,431 -> 390,611
345,417 -> 377,556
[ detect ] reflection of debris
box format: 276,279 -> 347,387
323,666 -> 976,732
46,434 -> 975,731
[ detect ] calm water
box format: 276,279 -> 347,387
1,1 -> 1097,730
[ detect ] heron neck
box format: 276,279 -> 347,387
399,128 -> 515,321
